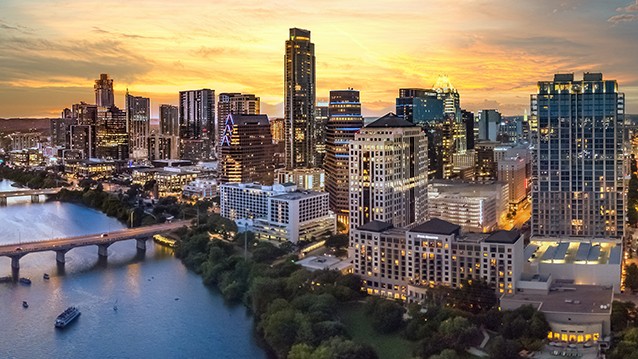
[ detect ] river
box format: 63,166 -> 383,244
0,179 -> 267,359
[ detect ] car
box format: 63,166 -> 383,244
100,233 -> 109,238
15,247 -> 23,251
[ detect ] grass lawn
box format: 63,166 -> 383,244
338,302 -> 417,359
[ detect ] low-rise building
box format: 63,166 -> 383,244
428,180 -> 509,232
9,132 -> 41,151
65,159 -> 116,177
9,149 -> 44,168
296,255 -> 353,274
182,178 -> 218,199
220,182 -> 335,243
501,278 -> 612,343
350,218 -> 523,300
274,168 -> 325,191
132,167 -> 199,197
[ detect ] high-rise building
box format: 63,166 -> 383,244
396,78 -> 463,179
462,110 -> 475,150
179,89 -> 215,160
531,73 -> 625,238
216,93 -> 260,155
126,91 -> 150,160
51,118 -> 72,148
148,130 -> 179,161
69,125 -> 93,159
478,109 -> 502,142
314,102 -> 329,166
220,114 -> 274,184
94,74 -> 114,108
270,117 -> 285,144
325,89 -> 364,226
96,106 -> 128,160
160,104 -> 179,136
284,28 -> 316,169
348,113 -> 429,230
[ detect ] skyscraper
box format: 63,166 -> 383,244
216,93 -> 260,156
95,74 -> 114,108
349,113 -> 429,230
96,106 -> 128,160
179,89 -> 215,160
284,28 -> 316,169
126,91 -> 150,160
314,102 -> 329,166
477,109 -> 502,142
160,104 -> 179,136
462,109 -> 475,150
220,114 -> 274,184
531,73 -> 625,238
325,89 -> 363,226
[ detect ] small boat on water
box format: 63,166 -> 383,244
22,301 -> 29,308
0,276 -> 12,283
43,273 -> 50,280
19,277 -> 31,285
55,306 -> 81,328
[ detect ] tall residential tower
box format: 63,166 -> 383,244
126,91 -> 150,160
284,28 -> 316,169
531,73 -> 625,238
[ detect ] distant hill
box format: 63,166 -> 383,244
0,118 -> 53,135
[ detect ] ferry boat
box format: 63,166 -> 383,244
55,306 -> 81,328
19,277 -> 31,285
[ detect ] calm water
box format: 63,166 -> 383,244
0,180 -> 266,359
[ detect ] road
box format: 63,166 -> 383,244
501,202 -> 531,231
0,220 -> 190,256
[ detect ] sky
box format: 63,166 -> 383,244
0,0 -> 637,118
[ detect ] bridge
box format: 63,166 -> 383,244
0,220 -> 189,270
0,188 -> 62,205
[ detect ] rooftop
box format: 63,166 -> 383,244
410,218 -> 461,236
365,113 -> 416,128
485,230 -> 521,244
296,255 -> 351,272
357,220 -> 394,233
526,238 -> 622,265
501,283 -> 613,314
228,113 -> 269,126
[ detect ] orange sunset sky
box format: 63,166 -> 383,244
1,0 -> 637,118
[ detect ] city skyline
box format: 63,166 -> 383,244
1,1 -> 637,118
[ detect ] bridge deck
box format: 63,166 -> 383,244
0,220 -> 189,257
0,188 -> 62,198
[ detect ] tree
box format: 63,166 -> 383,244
325,234 -> 349,248
625,263 -> 638,292
429,349 -> 460,359
365,297 -> 404,334
261,308 -> 313,358
488,336 -> 520,359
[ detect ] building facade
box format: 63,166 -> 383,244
219,114 -> 274,184
350,218 -> 523,300
325,89 -> 364,226
160,104 -> 179,137
275,168 -> 325,191
216,93 -> 260,155
94,74 -> 114,108
284,28 -> 316,169
179,89 -> 215,160
96,106 -> 128,160
348,113 -> 429,230
126,92 -> 150,160
531,73 -> 625,238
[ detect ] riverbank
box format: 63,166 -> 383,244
0,167 -> 68,189
175,217 -> 378,358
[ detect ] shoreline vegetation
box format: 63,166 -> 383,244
0,166 -> 68,189
174,216 -> 551,359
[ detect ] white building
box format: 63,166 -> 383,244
350,218 -> 524,300
182,178 -> 218,199
348,113 -> 429,231
428,180 -> 509,233
220,182 -> 335,243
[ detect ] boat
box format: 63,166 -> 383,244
0,276 -> 12,283
22,301 -> 29,308
43,273 -> 50,280
19,277 -> 31,285
55,306 -> 81,328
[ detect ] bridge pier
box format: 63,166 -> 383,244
97,243 -> 111,258
136,238 -> 147,251
0,197 -> 6,206
31,194 -> 40,203
55,249 -> 69,264
11,256 -> 21,270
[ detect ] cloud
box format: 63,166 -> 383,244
616,1 -> 638,12
608,13 -> 638,23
